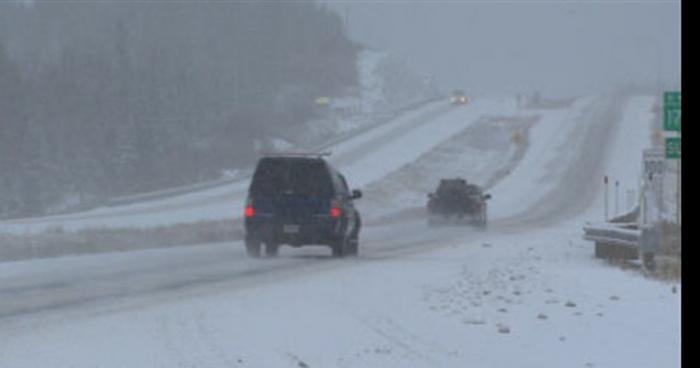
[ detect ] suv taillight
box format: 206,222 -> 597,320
330,199 -> 342,218
244,198 -> 255,218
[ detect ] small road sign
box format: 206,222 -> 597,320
664,91 -> 681,109
663,91 -> 681,131
665,137 -> 681,159
643,148 -> 665,176
664,106 -> 681,131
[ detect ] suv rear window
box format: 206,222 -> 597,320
250,158 -> 334,197
437,180 -> 465,194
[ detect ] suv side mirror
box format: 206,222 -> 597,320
351,189 -> 362,199
483,194 -> 492,200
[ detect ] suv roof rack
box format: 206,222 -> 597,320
258,150 -> 332,158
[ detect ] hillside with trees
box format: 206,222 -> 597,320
0,1 -> 360,217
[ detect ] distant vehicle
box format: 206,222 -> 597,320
427,178 -> 491,228
244,153 -> 362,258
451,89 -> 469,105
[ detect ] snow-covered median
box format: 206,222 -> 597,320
0,98 -> 512,235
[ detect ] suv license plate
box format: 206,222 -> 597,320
283,224 -> 300,234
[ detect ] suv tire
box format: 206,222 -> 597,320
246,238 -> 262,258
346,235 -> 359,257
348,215 -> 361,257
332,236 -> 348,258
266,242 -> 279,257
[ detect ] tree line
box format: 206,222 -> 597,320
0,1 -> 360,217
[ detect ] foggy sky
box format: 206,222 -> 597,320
324,0 -> 680,97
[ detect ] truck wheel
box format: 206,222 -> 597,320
246,239 -> 262,258
478,213 -> 488,230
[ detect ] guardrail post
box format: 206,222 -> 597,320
640,225 -> 659,271
604,176 -> 609,221
615,180 -> 619,217
626,189 -> 635,214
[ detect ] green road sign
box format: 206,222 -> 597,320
664,106 -> 681,131
664,91 -> 681,109
665,137 -> 681,159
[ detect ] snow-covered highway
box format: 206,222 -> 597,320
0,95 -> 679,368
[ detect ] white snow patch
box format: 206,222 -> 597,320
489,97 -> 597,218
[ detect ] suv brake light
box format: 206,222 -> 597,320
330,207 -> 342,218
244,198 -> 255,218
330,199 -> 342,218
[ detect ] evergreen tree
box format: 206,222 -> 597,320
0,1 -> 360,217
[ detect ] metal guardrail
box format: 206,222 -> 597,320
256,150 -> 332,158
104,173 -> 251,207
583,223 -> 640,249
583,219 -> 658,270
583,222 -> 641,263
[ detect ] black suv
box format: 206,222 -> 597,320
244,154 -> 362,258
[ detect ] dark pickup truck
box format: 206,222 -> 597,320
427,178 -> 491,228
